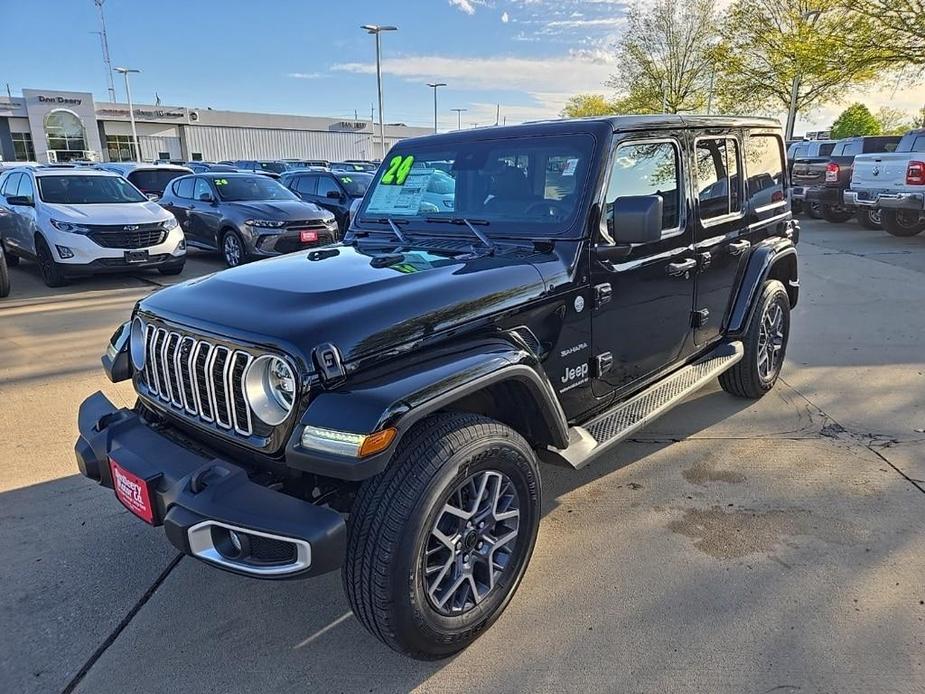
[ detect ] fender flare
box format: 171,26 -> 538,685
284,338 -> 569,481
727,240 -> 798,336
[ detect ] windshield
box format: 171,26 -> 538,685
128,169 -> 186,194
37,175 -> 147,204
358,133 -> 596,237
259,162 -> 289,174
213,176 -> 298,202
335,173 -> 372,196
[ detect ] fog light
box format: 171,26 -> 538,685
229,530 -> 243,552
55,245 -> 74,259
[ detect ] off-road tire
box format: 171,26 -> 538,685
0,245 -> 10,297
821,205 -> 854,224
856,208 -> 881,230
35,235 -> 69,288
881,210 -> 925,237
719,279 -> 790,399
344,412 -> 541,660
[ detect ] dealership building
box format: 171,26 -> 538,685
0,88 -> 431,164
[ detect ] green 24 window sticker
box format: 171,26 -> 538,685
380,154 -> 415,185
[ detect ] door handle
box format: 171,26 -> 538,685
666,258 -> 697,277
728,240 -> 751,256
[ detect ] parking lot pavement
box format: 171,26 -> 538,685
1,220 -> 923,693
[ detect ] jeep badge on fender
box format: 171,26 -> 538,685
75,115 -> 798,660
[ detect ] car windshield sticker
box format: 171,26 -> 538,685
342,176 -> 352,183
215,178 -> 228,185
366,169 -> 433,215
381,155 -> 415,185
562,158 -> 579,177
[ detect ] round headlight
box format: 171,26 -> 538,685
244,355 -> 297,426
130,317 -> 146,371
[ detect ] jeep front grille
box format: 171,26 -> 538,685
142,325 -> 253,436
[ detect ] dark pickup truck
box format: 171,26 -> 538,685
788,140 -> 836,215
75,116 -> 799,659
802,136 -> 901,228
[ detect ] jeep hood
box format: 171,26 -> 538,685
139,243 -> 547,363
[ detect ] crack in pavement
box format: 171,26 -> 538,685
60,553 -> 184,694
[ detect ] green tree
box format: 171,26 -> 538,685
561,94 -> 619,118
830,103 -> 882,138
876,106 -> 914,135
606,0 -> 729,114
720,0 -> 885,137
840,1 -> 925,66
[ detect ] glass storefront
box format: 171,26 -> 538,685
11,132 -> 35,161
105,134 -> 138,162
44,110 -> 87,161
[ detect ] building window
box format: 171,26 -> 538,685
190,152 -> 203,161
44,110 -> 87,154
105,134 -> 138,162
11,132 -> 35,161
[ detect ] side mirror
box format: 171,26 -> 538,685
326,190 -> 343,200
7,195 -> 34,207
607,195 -> 663,245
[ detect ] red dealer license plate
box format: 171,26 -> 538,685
110,458 -> 156,524
300,230 -> 318,243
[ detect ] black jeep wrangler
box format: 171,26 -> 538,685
76,116 -> 798,659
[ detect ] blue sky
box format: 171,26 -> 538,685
3,0 -> 627,130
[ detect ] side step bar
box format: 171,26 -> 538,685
541,341 -> 744,470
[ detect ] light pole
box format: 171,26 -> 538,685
426,82 -> 446,134
360,24 -> 397,160
114,67 -> 141,161
451,108 -> 467,130
785,9 -> 822,141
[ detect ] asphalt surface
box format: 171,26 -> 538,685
1,222 -> 923,694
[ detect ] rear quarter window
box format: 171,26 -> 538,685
745,134 -> 786,209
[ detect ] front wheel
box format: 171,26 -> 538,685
881,210 -> 925,237
36,236 -> 69,288
856,208 -> 882,230
720,279 -> 790,399
157,261 -> 185,276
344,413 -> 541,660
221,229 -> 247,267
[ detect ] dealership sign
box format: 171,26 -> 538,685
96,106 -> 187,121
38,95 -> 82,105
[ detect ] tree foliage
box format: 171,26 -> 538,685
876,106 -> 915,135
719,0 -> 884,118
830,103 -> 882,138
606,0 -> 729,114
840,1 -> 925,65
561,94 -> 619,118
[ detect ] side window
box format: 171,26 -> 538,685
695,138 -> 741,221
2,172 -> 21,197
745,134 -> 785,209
193,178 -> 212,201
175,177 -> 194,199
819,143 -> 836,157
316,175 -> 341,197
297,175 -> 318,195
912,136 -> 925,153
16,174 -> 35,202
606,140 -> 681,232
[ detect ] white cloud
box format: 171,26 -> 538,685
286,72 -> 322,79
501,11 -> 510,22
449,0 -> 477,15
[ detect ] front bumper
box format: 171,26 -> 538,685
805,186 -> 843,205
75,391 -> 346,579
844,190 -> 925,211
47,225 -> 186,265
247,226 -> 338,257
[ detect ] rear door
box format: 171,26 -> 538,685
590,134 -> 696,396
165,177 -> 196,241
0,173 -> 23,252
188,177 -> 222,248
13,173 -> 39,255
690,133 -> 751,346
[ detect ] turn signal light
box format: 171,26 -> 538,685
906,161 -> 925,186
359,428 -> 397,457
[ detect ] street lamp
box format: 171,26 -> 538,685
426,82 -> 446,134
114,67 -> 141,162
785,9 -> 822,141
360,24 -> 398,160
451,108 -> 467,130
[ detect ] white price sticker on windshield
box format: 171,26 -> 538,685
366,170 -> 432,215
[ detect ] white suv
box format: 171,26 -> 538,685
0,167 -> 185,287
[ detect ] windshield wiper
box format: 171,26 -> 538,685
424,217 -> 495,255
359,217 -> 409,243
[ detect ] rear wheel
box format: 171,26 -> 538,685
821,204 -> 855,224
856,208 -> 882,230
881,210 -> 925,237
0,244 -> 10,297
221,229 -> 247,267
344,412 -> 541,660
720,280 -> 790,399
805,201 -> 824,219
35,236 -> 69,288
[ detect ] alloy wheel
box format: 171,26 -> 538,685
757,301 -> 784,381
223,234 -> 241,266
422,470 -> 521,615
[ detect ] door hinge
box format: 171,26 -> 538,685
592,352 -> 613,377
691,309 -> 710,328
594,283 -> 612,307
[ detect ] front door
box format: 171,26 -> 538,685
590,136 -> 696,397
